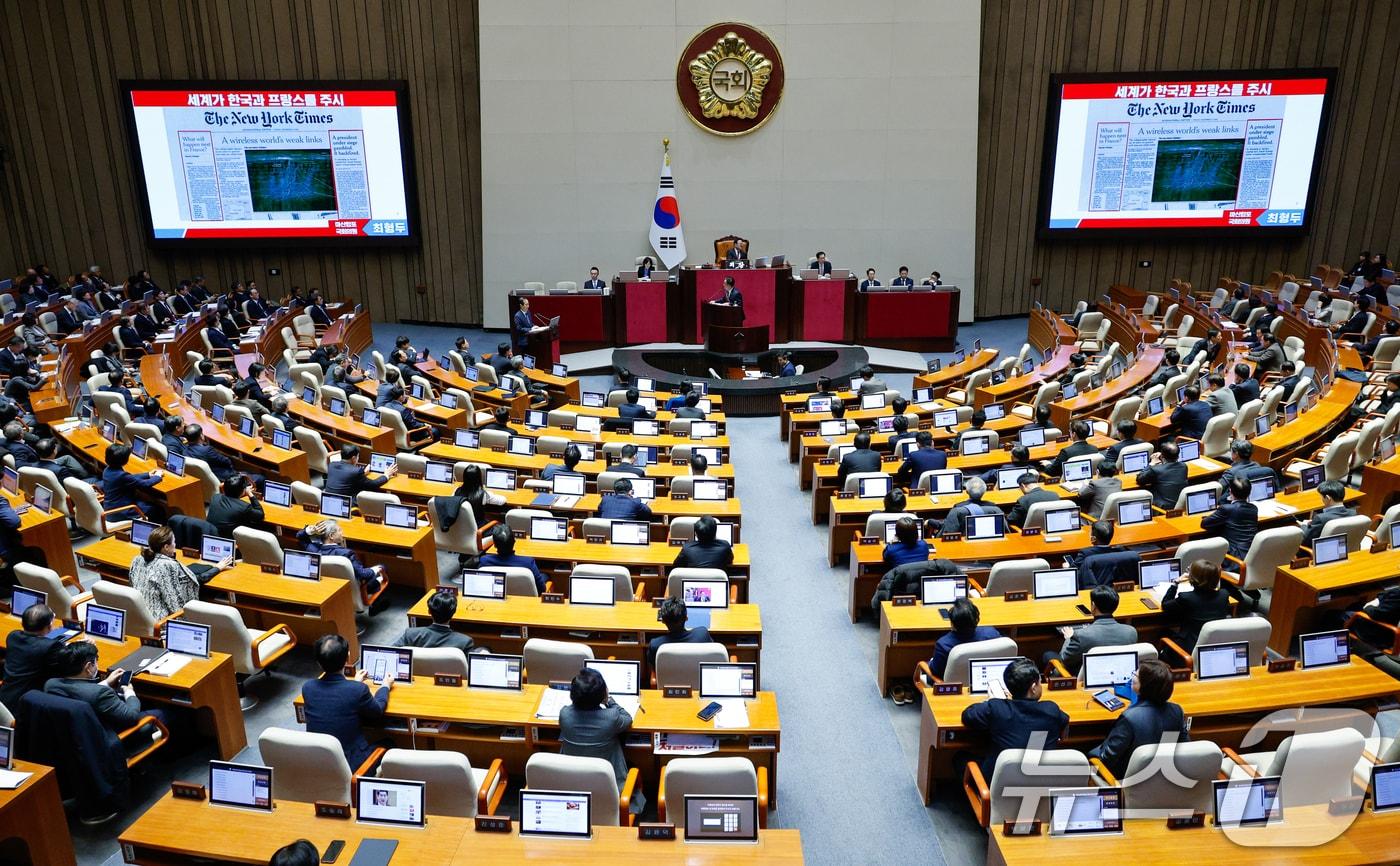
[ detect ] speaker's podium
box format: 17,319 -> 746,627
703,302 -> 769,354
525,317 -> 561,365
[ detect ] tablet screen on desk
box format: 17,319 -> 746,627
131,437 -> 149,459
913,388 -> 934,405
684,795 -> 759,843
32,485 -> 52,514
983,403 -> 1005,421
1247,476 -> 1276,502
961,436 -> 990,456
1186,488 -> 1217,515
609,520 -> 649,546
933,410 -> 959,428
209,761 -> 272,811
633,420 -> 659,436
201,535 -> 234,564
1213,776 -> 1281,828
997,466 -> 1030,490
584,659 -> 640,697
1298,629 -> 1349,669
570,575 -> 616,605
920,576 -> 967,606
1043,506 -> 1081,534
357,777 -> 425,828
384,503 -> 419,530
1019,428 -> 1045,448
519,790 -> 590,838
929,471 -> 963,495
460,569 -> 505,599
508,436 -> 536,456
283,550 -> 321,580
1146,396 -> 1164,416
367,452 -> 395,475
165,619 -> 210,657
1081,651 -> 1136,688
681,578 -> 730,609
1121,449 -> 1150,473
858,476 -> 890,499
467,653 -> 522,690
1175,439 -> 1200,462
424,461 -> 453,484
320,493 -> 352,519
1049,787 -> 1122,837
1032,569 -> 1078,600
454,429 -> 479,449
1116,499 -> 1152,526
699,662 -> 756,698
485,468 -> 515,490
860,393 -> 885,410
966,513 -> 1005,541
1298,465 -> 1324,492
582,392 -> 605,408
691,421 -> 718,439
84,603 -> 125,641
630,478 -> 656,501
1196,641 -> 1250,680
530,516 -> 568,542
9,586 -> 44,618
131,518 -> 158,547
1312,533 -> 1347,566
552,472 -> 586,496
693,479 -> 727,501
360,644 -> 413,685
1138,559 -> 1179,590
1370,763 -> 1400,812
968,657 -> 1020,695
1061,457 -> 1095,484
262,481 -> 291,507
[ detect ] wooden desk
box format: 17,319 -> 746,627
407,594 -> 763,676
414,359 -> 530,419
420,442 -> 737,494
294,680 -> 783,802
259,502 -> 439,591
53,422 -> 206,517
0,762 -> 74,865
1360,452 -> 1400,516
1269,546 -> 1400,654
974,346 -> 1076,409
119,794 -> 804,865
910,347 -> 1001,398
0,488 -> 79,582
988,805 -> 1400,866
915,658 -> 1398,803
1047,347 -> 1164,431
78,536 -> 360,656
511,538 -> 752,602
786,402 -> 942,463
1250,368 -> 1363,466
285,394 -> 396,456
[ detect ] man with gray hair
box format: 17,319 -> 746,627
939,475 -> 1004,536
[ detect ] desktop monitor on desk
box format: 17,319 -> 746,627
681,577 -> 730,609
609,519 -> 649,546
467,653 -> 522,690
208,762 -> 273,812
1212,776 -> 1282,828
920,576 -> 968,607
569,575 -> 617,605
932,409 -> 959,428
1137,559 -> 1180,590
519,790 -> 591,839
357,777 -> 425,828
699,662 -> 756,699
1081,651 -> 1137,688
1043,505 -> 1081,534
966,514 -> 1006,541
1032,568 -> 1078,600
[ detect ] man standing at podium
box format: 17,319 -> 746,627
722,277 -> 744,321
512,297 -> 533,352
584,267 -> 606,291
813,251 -> 832,276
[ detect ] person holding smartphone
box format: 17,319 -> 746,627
300,634 -> 392,767
559,666 -> 644,815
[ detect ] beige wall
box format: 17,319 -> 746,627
479,0 -> 979,328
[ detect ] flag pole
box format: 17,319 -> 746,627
663,137 -> 670,166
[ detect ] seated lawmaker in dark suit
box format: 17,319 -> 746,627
45,640 -> 165,747
1170,386 -> 1212,441
939,476 -> 1004,537
636,257 -> 656,279
1245,331 -> 1286,379
598,478 -> 653,521
395,590 -> 474,654
558,666 -> 642,814
811,251 -> 833,276
1200,476 -> 1259,561
1161,560 -> 1244,651
1102,419 -> 1146,465
980,445 -> 1042,487
1299,480 -> 1356,546
1136,440 -> 1189,510
1088,659 -> 1189,778
1216,439 -> 1276,492
611,444 -> 647,478
891,266 -> 914,287
205,475 -> 265,538
617,388 -> 654,421
672,515 -> 734,570
479,525 -> 548,592
540,445 -> 582,482
724,244 -> 746,264
960,658 -> 1071,778
837,432 -> 882,488
647,596 -> 713,667
1043,586 -> 1138,675
101,442 -> 161,520
1,602 -> 63,711
895,431 -> 948,487
1006,473 -> 1058,528
583,267 -> 607,291
929,598 -> 1001,678
882,516 -> 930,569
1229,363 -> 1260,407
1046,419 -> 1099,477
859,268 -> 881,291
324,444 -> 393,498
674,391 -> 706,419
300,634 -> 391,767
183,426 -> 238,482
1065,520 -> 1117,573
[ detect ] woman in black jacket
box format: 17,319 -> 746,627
1161,559 -> 1244,651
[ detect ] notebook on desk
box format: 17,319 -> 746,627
347,839 -> 399,866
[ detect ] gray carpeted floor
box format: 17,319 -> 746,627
89,317 -> 1032,865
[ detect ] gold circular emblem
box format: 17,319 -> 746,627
677,24 -> 784,136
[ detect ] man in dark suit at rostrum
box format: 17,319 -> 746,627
836,431 -> 882,488
512,297 -> 534,353
722,277 -> 744,317
583,267 -> 607,291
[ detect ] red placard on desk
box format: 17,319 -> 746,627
692,269 -> 777,343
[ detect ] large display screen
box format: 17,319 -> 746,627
1038,70 -> 1334,238
120,80 -> 418,247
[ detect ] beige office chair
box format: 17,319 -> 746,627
180,600 -> 295,709
65,478 -> 133,537
355,491 -> 400,521
504,508 -> 551,536
294,427 -> 332,478
536,435 -> 571,457
319,554 -> 384,617
90,580 -> 167,639
965,748 -> 1092,827
658,757 -> 766,829
654,643 -> 729,690
663,568 -> 730,600
1200,413 -> 1236,459
1092,396 -> 1142,437
232,527 -> 284,567
568,564 -> 638,601
17,467 -> 68,517
1316,514 -> 1372,554
579,518 -> 617,539
1225,526 -> 1303,613
667,517 -> 702,542
409,647 -> 469,678
180,456 -> 221,505
547,408 -> 578,428
1173,537 -> 1229,569
258,728 -> 379,803
1106,741 -> 1223,813
14,563 -> 90,619
481,565 -> 541,597
428,496 -> 488,559
1224,729 -> 1366,806
1166,617 -> 1272,670
523,638 -> 593,684
1172,482 -> 1219,513
381,748 -> 504,818
378,406 -> 431,452
396,453 -> 428,476
843,471 -> 891,494
290,481 -> 322,509
123,422 -> 161,446
946,369 -> 992,406
918,636 -> 1018,686
983,559 -> 1049,597
526,753 -> 636,827
1232,400 -> 1264,440
1100,489 -> 1153,523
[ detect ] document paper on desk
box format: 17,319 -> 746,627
534,686 -> 572,720
713,699 -> 750,729
146,653 -> 192,677
654,732 -> 720,755
0,770 -> 32,790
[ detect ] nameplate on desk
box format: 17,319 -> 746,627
1002,820 -> 1041,837
434,673 -> 462,687
585,535 -> 607,544
558,425 -> 574,431
891,595 -> 917,607
181,547 -> 199,558
315,801 -> 351,819
933,682 -> 963,696
1166,811 -> 1205,829
1267,658 -> 1298,673
405,472 -> 423,480
491,446 -> 505,453
541,592 -> 565,605
667,539 -> 686,548
671,458 -> 688,466
1047,677 -> 1077,691
1166,508 -> 1184,517
662,686 -> 693,699
802,431 -> 817,438
818,458 -> 835,465
1171,668 -> 1192,682
260,564 -> 281,574
670,492 -> 690,501
941,533 -> 962,542
1020,527 -> 1042,537
512,530 -> 526,538
638,823 -> 676,840
116,530 -> 131,543
171,781 -> 206,800
1003,590 -> 1029,602
1112,581 -> 1135,594
858,535 -> 880,545
1329,795 -> 1364,815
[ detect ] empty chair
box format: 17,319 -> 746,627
90,580 -> 166,639
658,757 -> 766,829
180,600 -> 295,708
290,481 -> 322,509
232,527 -> 284,567
536,435 -> 570,457
14,563 -> 89,618
504,508 -> 551,535
1200,413 -> 1236,459
526,753 -> 636,827
667,516 -> 703,541
381,749 -> 504,818
1317,514 -> 1371,553
1366,502 -> 1400,551
523,638 -> 594,683
1093,396 -> 1142,437
654,643 -> 729,690
1232,400 -> 1263,440
1166,617 -> 1272,670
17,467 -> 68,516
1111,741 -> 1223,813
664,568 -> 730,599
947,369 -> 992,406
396,453 -> 428,476
964,749 -> 1091,826
355,491 -> 400,521
1011,382 -> 1058,421
843,471 -> 891,494
293,427 -> 331,477
409,647 -> 469,678
181,457 -> 221,504
983,559 -> 1050,597
1226,526 -> 1303,612
1173,537 -> 1229,569
258,728 -> 376,803
1224,729 -> 1366,806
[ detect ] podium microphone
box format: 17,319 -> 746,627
532,312 -> 550,326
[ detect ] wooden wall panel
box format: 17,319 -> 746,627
977,0 -> 1400,318
0,0 -> 482,325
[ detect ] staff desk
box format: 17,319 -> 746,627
0,487 -> 79,583
876,589 -> 1183,695
511,537 -> 752,602
414,359 -> 530,419
284,394 -> 396,456
0,762 -> 74,865
825,456 -> 1231,569
0,614 -> 247,759
810,435 -> 1116,522
420,442 -> 737,494
259,502 -> 439,591
140,356 -> 309,483
1269,545 -> 1400,655
53,422 -> 205,517
987,806 -> 1400,866
910,347 -> 1001,399
78,536 -> 359,656
294,680 -> 782,800
1047,347 -> 1164,431
973,346 -> 1077,409
407,594 -> 763,676
119,794 -> 804,865
383,476 -> 744,532
915,657 -> 1398,803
